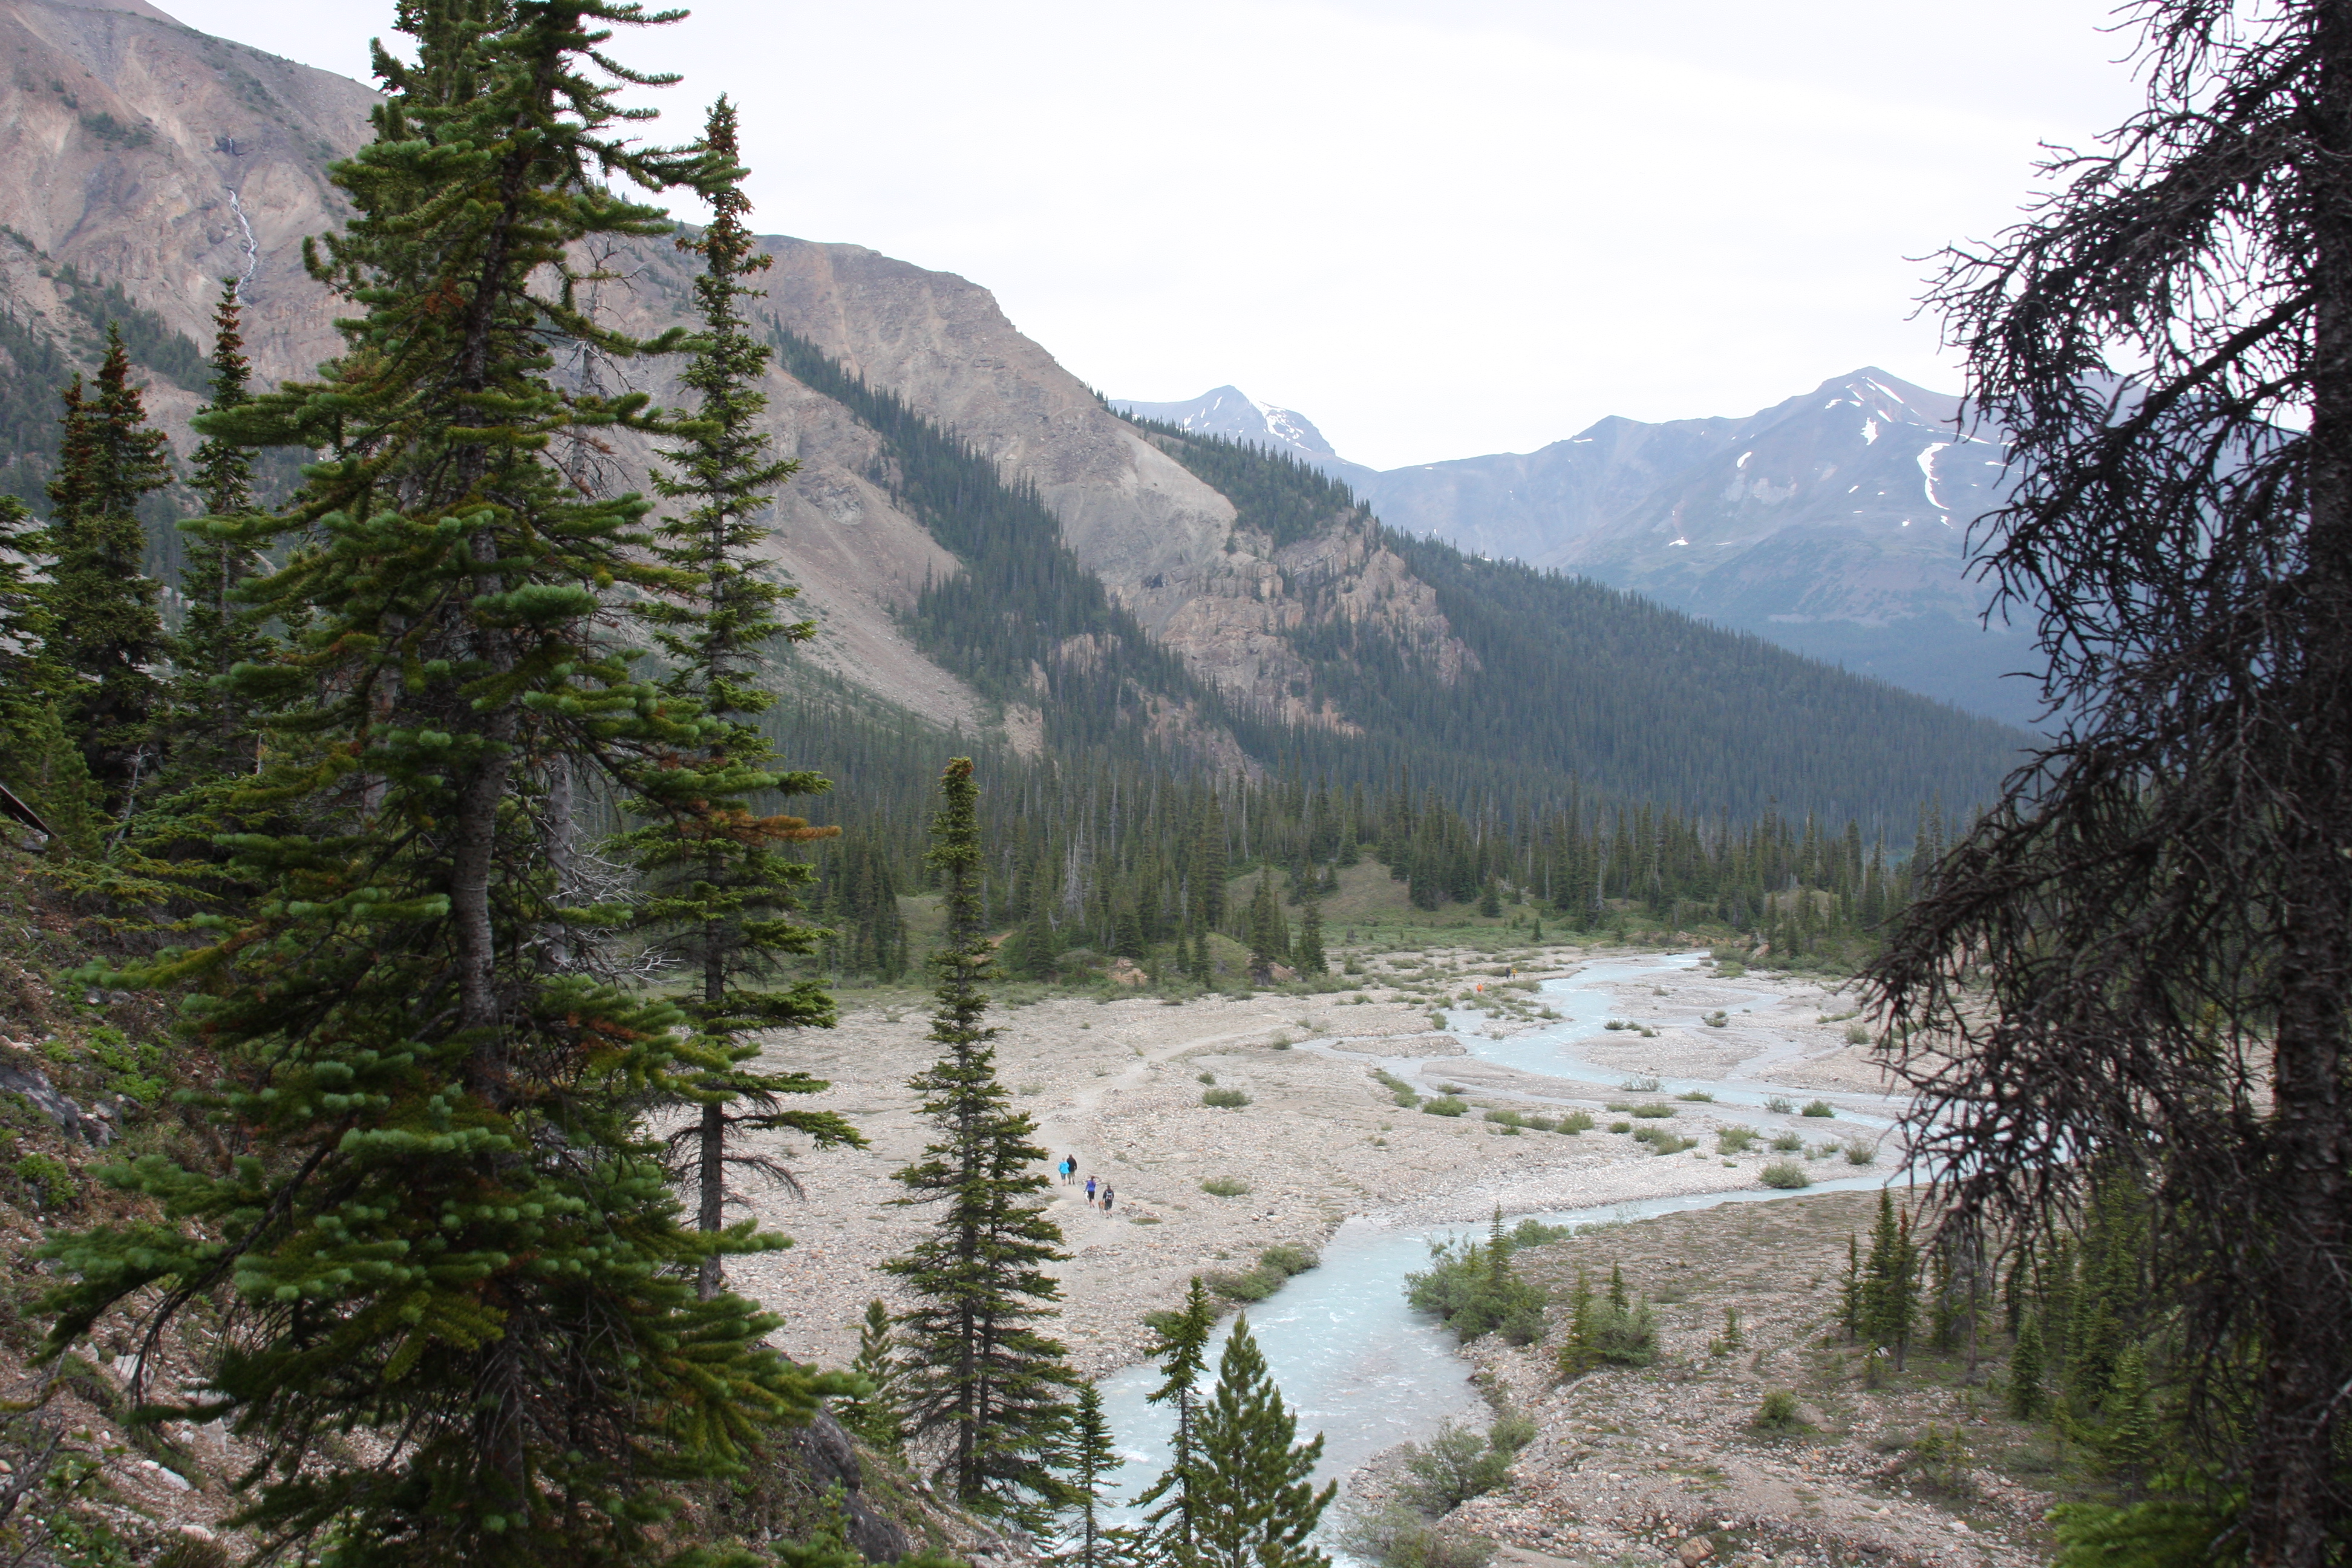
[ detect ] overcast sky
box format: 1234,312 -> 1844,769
166,0 -> 2146,469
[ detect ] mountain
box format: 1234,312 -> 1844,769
1350,370 -> 2042,726
1109,386 -> 1376,488
0,0 -> 2026,827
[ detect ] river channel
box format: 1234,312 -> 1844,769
1094,951 -> 1909,1529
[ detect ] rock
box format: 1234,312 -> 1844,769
774,1412 -> 910,1564
1678,1536 -> 1716,1567
1108,958 -> 1149,987
1268,964 -> 1299,983
0,1059 -> 108,1145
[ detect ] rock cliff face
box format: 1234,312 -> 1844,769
0,0 -> 1473,753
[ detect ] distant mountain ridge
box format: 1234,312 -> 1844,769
0,0 -> 2027,826
1119,372 -> 2043,727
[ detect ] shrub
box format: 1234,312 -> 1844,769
1197,1071 -> 1217,1085
1765,1095 -> 1795,1114
1337,1501 -> 1497,1568
1201,1175 -> 1251,1197
1716,961 -> 1746,978
1705,1010 -> 1728,1028
1844,1138 -> 1878,1165
1608,1120 -> 1633,1134
1844,1022 -> 1872,1045
1603,1019 -> 1628,1031
1628,1103 -> 1676,1119
1522,1115 -> 1557,1132
15,1152 -> 73,1207
1423,1096 -> 1468,1117
1716,1126 -> 1757,1154
1754,1389 -> 1805,1432
1259,1243 -> 1320,1276
1633,1128 -> 1694,1155
1395,1415 -> 1532,1514
1770,1131 -> 1805,1152
1759,1159 -> 1811,1189
1206,1267 -> 1279,1301
1800,1099 -> 1838,1118
1202,1087 -> 1251,1108
1556,1110 -> 1595,1134
1558,1268 -> 1658,1374
1483,1109 -> 1524,1127
1677,1089 -> 1714,1102
1621,1074 -> 1661,1092
1405,1225 -> 1550,1344
1509,1219 -> 1572,1248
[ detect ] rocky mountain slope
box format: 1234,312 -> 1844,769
0,0 -> 2024,818
1124,373 -> 2043,728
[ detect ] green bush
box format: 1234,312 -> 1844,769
1607,1120 -> 1633,1134
1556,1110 -> 1595,1134
1759,1159 -> 1811,1189
1557,1268 -> 1658,1374
1483,1109 -> 1524,1127
1627,1103 -> 1676,1119
1844,1138 -> 1878,1165
1405,1226 -> 1549,1345
1259,1243 -> 1320,1276
1801,1099 -> 1837,1117
1676,1089 -> 1714,1102
1337,1501 -> 1497,1568
1394,1414 -> 1530,1514
1632,1128 -> 1695,1155
1202,1087 -> 1251,1109
1770,1131 -> 1805,1152
1844,1022 -> 1872,1045
1201,1175 -> 1251,1197
1716,1126 -> 1757,1154
14,1152 -> 74,1208
1716,961 -> 1746,978
1765,1095 -> 1795,1114
1509,1219 -> 1572,1248
1704,1010 -> 1728,1028
1521,1115 -> 1557,1132
1754,1389 -> 1805,1432
1423,1096 -> 1468,1117
1197,1071 -> 1217,1085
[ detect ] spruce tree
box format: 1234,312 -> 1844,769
886,757 -> 1078,1526
624,95 -> 858,1301
162,279 -> 273,782
1192,1315 -> 1335,1568
1294,895 -> 1326,976
1056,1382 -> 1137,1568
41,8 -> 830,1563
1137,1276 -> 1217,1563
44,330 -> 170,815
841,1298 -> 906,1453
0,496 -> 92,844
2010,1311 -> 2047,1420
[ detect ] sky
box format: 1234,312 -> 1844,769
164,0 -> 2148,469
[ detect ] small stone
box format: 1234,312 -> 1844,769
1681,1537 -> 1717,1567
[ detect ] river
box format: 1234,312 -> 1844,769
1093,950 -> 1909,1533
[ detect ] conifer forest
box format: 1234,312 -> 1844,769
0,1 -> 2341,1567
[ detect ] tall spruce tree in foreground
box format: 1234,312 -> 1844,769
886,757 -> 1077,1527
162,279 -> 273,782
1192,1315 -> 1334,1568
44,328 -> 169,817
1136,1275 -> 1217,1564
1864,4 -> 2352,1558
39,7 -> 833,1564
626,95 -> 857,1301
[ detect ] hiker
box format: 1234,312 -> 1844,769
1067,1154 -> 1080,1186
1084,1175 -> 1097,1207
1057,1155 -> 1072,1184
1101,1183 -> 1114,1215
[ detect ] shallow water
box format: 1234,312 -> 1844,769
1095,952 -> 1908,1529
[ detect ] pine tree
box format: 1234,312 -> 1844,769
0,495 -> 91,844
44,328 -> 170,815
1860,1191 -> 1919,1367
2010,1311 -> 2047,1420
1294,895 -> 1327,976
1245,868 -> 1287,974
1478,873 -> 1502,918
1558,1268 -> 1598,1377
624,96 -> 859,1300
1192,1314 -> 1336,1568
1137,1276 -> 1217,1564
162,279 -> 273,782
40,9 -> 828,1563
841,1298 -> 906,1452
886,757 -> 1078,1526
1056,1382 -> 1137,1568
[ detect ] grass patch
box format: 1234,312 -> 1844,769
1676,1089 -> 1714,1102
1759,1158 -> 1811,1189
1555,1109 -> 1595,1134
1770,1130 -> 1805,1152
1201,1087 -> 1251,1109
1765,1095 -> 1795,1114
1716,1126 -> 1757,1154
1201,1175 -> 1252,1197
1844,1138 -> 1878,1165
1423,1096 -> 1469,1117
1207,1243 -> 1322,1302
1800,1099 -> 1838,1118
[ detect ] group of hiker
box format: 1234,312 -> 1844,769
1056,1154 -> 1115,1215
